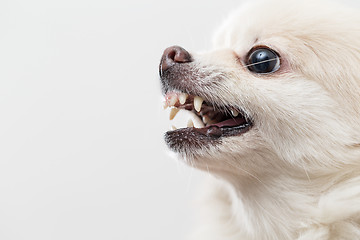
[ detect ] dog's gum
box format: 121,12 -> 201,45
207,126 -> 222,138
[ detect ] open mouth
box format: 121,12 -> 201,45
164,92 -> 252,139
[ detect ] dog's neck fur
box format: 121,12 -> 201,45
201,164 -> 360,240
223,171 -> 317,239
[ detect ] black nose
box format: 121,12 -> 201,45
159,46 -> 192,77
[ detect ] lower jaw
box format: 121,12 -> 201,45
191,123 -> 252,138
164,123 -> 252,153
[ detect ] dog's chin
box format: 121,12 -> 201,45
165,128 -> 266,178
164,125 -> 252,158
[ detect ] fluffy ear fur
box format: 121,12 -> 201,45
168,0 -> 360,239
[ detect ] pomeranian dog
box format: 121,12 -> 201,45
159,0 -> 360,239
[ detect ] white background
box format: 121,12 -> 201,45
0,0 -> 239,239
0,0 -> 359,240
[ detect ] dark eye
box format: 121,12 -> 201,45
247,48 -> 280,74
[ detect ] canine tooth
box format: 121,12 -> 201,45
169,108 -> 180,120
231,109 -> 239,117
194,96 -> 204,112
163,102 -> 169,110
179,93 -> 188,105
171,125 -> 177,130
187,119 -> 194,128
169,95 -> 178,107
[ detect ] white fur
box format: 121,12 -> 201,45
170,0 -> 360,239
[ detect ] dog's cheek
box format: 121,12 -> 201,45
249,77 -> 357,171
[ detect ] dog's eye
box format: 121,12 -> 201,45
247,48 -> 280,74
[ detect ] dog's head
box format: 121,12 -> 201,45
159,0 -> 360,178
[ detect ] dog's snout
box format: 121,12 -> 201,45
159,46 -> 192,76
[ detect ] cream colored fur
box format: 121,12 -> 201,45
171,0 -> 360,239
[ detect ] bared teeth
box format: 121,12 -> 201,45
194,96 -> 204,112
187,119 -> 194,128
169,108 -> 180,120
163,102 -> 169,110
179,93 -> 188,105
168,95 -> 178,107
202,115 -> 210,124
231,109 -> 239,117
171,125 -> 177,130
164,92 -> 247,131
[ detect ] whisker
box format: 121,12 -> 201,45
241,57 -> 281,69
219,57 -> 281,72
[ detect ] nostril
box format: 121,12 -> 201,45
160,46 -> 192,76
171,46 -> 192,63
167,49 -> 177,62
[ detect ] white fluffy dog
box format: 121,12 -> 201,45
159,0 -> 360,239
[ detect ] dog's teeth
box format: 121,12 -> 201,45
231,109 -> 239,117
163,102 -> 169,110
179,93 -> 188,105
169,95 -> 178,107
171,125 -> 177,130
202,115 -> 210,124
169,108 -> 180,120
194,96 -> 204,112
187,119 -> 194,128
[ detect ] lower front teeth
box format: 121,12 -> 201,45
169,108 -> 180,120
187,119 -> 194,127
165,93 -> 207,129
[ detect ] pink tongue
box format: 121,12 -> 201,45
212,117 -> 247,128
